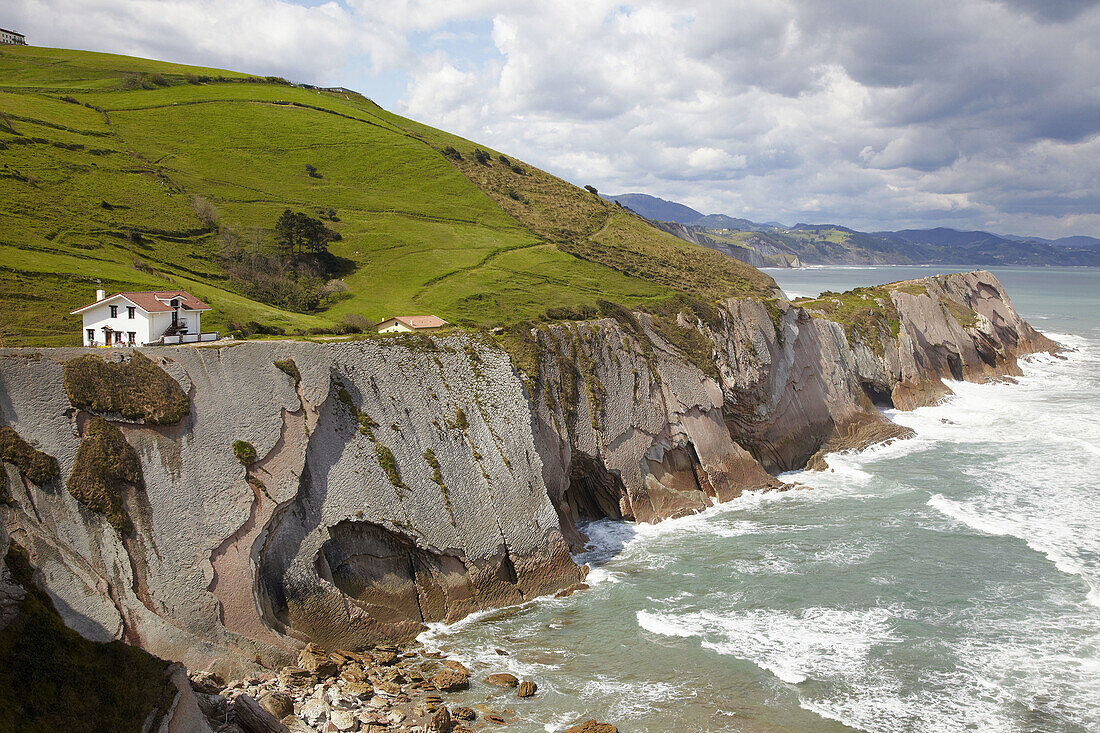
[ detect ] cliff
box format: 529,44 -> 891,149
0,271 -> 1054,683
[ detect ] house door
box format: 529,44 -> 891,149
87,329 -> 94,344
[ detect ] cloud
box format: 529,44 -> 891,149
6,0 -> 1099,237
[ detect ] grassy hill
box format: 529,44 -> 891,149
0,46 -> 773,346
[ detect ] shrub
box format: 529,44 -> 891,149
473,148 -> 491,165
64,352 -> 190,424
67,417 -> 142,535
441,146 -> 463,160
60,95 -> 79,104
584,185 -> 598,195
190,195 -> 218,229
304,163 -> 322,179
454,408 -> 468,430
337,313 -> 374,334
147,73 -> 170,87
0,426 -> 59,486
233,440 -> 257,465
510,163 -> 526,175
544,304 -> 596,321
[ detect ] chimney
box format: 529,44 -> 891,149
96,289 -> 106,301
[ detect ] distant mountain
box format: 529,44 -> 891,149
601,193 -> 703,224
1050,235 -> 1100,250
602,193 -> 1100,267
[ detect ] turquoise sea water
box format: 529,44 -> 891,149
422,266 -> 1100,732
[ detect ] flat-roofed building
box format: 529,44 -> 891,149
0,28 -> 26,45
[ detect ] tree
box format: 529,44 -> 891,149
584,185 -> 598,195
274,209 -> 338,260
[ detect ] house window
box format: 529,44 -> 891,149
128,306 -> 135,319
127,332 -> 136,345
170,299 -> 180,308
87,329 -> 94,344
109,305 -> 118,318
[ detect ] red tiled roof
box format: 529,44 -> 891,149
70,290 -> 211,314
381,315 -> 448,330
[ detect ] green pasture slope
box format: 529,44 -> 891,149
0,46 -> 773,346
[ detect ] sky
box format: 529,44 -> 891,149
8,0 -> 1100,238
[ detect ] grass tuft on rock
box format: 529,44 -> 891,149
0,426 -> 60,487
375,444 -> 405,490
232,440 -> 257,465
64,352 -> 190,424
66,417 -> 143,535
273,359 -> 301,385
0,542 -> 176,733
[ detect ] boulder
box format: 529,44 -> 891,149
330,709 -> 357,732
452,706 -> 476,721
259,691 -> 295,720
432,668 -> 470,692
563,722 -> 618,733
428,705 -> 453,733
483,673 -> 519,688
299,643 -> 339,678
299,697 -> 331,726
516,680 -> 537,697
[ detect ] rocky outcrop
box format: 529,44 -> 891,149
0,271 -> 1051,676
0,339 -> 582,676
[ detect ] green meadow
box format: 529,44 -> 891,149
0,46 -> 772,346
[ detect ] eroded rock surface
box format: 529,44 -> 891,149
0,272 -> 1052,673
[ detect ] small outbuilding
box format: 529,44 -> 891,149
376,315 -> 448,333
71,289 -> 215,346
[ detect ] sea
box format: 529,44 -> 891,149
419,266 -> 1100,733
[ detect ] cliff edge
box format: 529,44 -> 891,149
0,271 -> 1054,676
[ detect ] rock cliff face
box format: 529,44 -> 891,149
0,271 -> 1053,676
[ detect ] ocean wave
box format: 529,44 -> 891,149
637,606 -> 898,686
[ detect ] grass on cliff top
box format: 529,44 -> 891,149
793,285 -> 901,353
0,542 -> 175,733
0,45 -> 774,346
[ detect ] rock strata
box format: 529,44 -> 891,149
0,271 -> 1053,700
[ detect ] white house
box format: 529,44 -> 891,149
376,315 -> 448,333
71,289 -> 213,346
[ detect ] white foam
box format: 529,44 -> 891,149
638,606 -> 898,687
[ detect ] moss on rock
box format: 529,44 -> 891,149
273,359 -> 301,385
0,426 -> 60,489
66,417 -> 143,535
375,444 -> 405,491
64,352 -> 189,424
233,440 -> 257,465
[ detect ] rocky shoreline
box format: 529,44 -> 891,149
194,641 -> 614,733
0,271 -> 1055,729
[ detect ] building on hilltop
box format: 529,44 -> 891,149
71,289 -> 217,346
376,315 -> 448,333
0,28 -> 26,45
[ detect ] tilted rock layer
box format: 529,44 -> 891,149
0,271 -> 1053,673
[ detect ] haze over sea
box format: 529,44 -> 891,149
419,266 -> 1100,732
